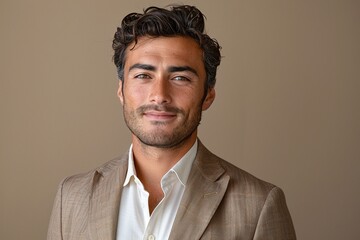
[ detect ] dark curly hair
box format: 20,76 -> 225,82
112,5 -> 221,89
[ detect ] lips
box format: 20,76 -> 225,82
143,111 -> 177,121
137,104 -> 182,121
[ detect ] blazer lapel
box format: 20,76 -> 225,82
88,154 -> 128,240
169,142 -> 230,240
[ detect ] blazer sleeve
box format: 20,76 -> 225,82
253,187 -> 296,240
47,178 -> 68,240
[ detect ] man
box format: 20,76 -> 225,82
47,5 -> 296,240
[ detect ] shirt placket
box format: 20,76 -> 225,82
143,173 -> 176,240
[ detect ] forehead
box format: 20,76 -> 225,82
124,36 -> 205,71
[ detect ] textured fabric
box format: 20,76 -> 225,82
116,142 -> 197,240
47,141 -> 296,240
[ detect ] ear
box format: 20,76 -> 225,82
202,87 -> 216,111
117,80 -> 124,105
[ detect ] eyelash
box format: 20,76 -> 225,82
134,74 -> 151,79
134,74 -> 191,82
172,76 -> 190,81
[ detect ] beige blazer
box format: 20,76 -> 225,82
47,142 -> 296,239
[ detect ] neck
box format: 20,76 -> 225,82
131,132 -> 197,184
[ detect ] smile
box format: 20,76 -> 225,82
143,111 -> 177,121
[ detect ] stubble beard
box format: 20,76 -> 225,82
122,103 -> 202,149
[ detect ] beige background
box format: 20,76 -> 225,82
1,0 -> 359,239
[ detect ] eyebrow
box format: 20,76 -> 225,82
129,63 -> 156,72
168,66 -> 199,77
128,63 -> 199,77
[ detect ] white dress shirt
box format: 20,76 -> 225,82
116,140 -> 198,240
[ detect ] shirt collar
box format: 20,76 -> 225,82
123,144 -> 136,187
123,140 -> 198,187
170,140 -> 197,186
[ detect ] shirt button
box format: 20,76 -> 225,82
148,235 -> 155,240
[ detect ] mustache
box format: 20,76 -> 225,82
136,104 -> 183,115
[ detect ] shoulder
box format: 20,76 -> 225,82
195,142 -> 296,238
196,141 -> 276,196
196,142 -> 290,217
220,157 -> 275,192
58,152 -> 128,197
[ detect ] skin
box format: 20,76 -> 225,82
117,36 -> 215,213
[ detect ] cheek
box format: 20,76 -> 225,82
124,84 -> 147,104
179,92 -> 203,112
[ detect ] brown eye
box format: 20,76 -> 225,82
172,76 -> 190,81
134,74 -> 151,79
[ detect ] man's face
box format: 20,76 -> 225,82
118,36 -> 215,148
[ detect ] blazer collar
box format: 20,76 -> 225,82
169,141 -> 230,240
88,153 -> 129,240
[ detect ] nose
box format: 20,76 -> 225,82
149,77 -> 171,104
